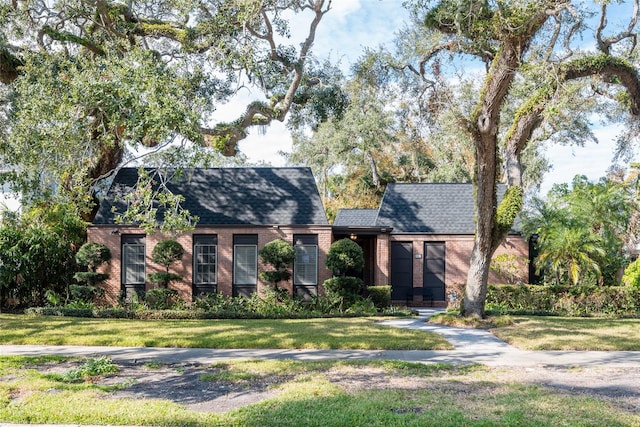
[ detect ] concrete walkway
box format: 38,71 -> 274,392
2,309 -> 640,367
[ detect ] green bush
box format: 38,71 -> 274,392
323,276 -> 364,310
75,242 -> 112,271
149,239 -> 184,288
345,298 -> 378,315
486,284 -> 640,317
258,239 -> 295,286
151,239 -> 185,267
69,284 -> 105,304
24,307 -> 95,317
145,288 -> 180,310
147,272 -> 183,289
622,258 -> 640,288
367,286 -> 391,309
0,203 -> 86,308
326,238 -> 364,275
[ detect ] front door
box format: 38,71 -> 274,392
423,242 -> 445,301
391,242 -> 413,300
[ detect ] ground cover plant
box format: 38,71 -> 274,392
0,314 -> 451,350
1,356 -> 638,426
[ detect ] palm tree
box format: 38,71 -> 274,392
536,226 -> 606,285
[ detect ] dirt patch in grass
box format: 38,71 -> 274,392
11,359 -> 640,415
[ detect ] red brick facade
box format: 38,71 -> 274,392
88,225 -> 333,305
374,233 -> 529,306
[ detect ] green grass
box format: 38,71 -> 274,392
0,314 -> 451,350
492,316 -> 640,350
0,356 -> 636,426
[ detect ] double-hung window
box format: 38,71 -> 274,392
233,234 -> 258,297
193,235 -> 218,294
294,235 -> 318,299
121,235 -> 146,300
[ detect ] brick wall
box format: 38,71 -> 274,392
377,233 -> 529,305
87,225 -> 333,305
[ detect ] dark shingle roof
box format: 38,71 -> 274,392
93,167 -> 328,226
333,209 -> 378,227
375,183 -> 507,234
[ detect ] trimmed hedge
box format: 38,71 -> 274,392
367,286 -> 391,309
486,284 -> 640,317
23,307 -> 411,320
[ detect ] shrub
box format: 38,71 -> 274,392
323,276 -> 364,310
149,239 -> 185,288
69,284 -> 105,304
367,286 -> 391,309
145,288 -> 180,310
622,258 -> 640,288
345,298 -> 377,315
74,242 -> 112,287
151,239 -> 185,267
326,238 -> 364,275
486,283 -> 640,317
258,238 -> 295,286
490,253 -> 528,284
75,242 -> 112,271
0,202 -> 86,308
147,272 -> 183,289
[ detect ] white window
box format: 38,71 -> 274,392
294,235 -> 318,286
122,235 -> 145,284
294,244 -> 318,285
194,235 -> 217,285
234,244 -> 257,285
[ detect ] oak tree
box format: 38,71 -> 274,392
403,0 -> 640,317
0,0 -> 334,220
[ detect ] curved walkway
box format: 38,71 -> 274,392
2,309 -> 640,367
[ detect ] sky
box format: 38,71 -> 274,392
228,0 -> 639,196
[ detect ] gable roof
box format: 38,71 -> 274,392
376,183 -> 507,234
93,167 -> 328,226
333,209 -> 379,227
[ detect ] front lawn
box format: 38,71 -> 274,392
1,356 -> 637,427
491,316 -> 640,351
0,314 -> 451,350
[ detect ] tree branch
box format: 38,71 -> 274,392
202,0 -> 331,156
596,0 -> 638,56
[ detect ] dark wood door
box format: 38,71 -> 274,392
423,242 -> 445,301
391,242 -> 413,300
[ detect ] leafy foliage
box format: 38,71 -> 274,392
522,175 -> 635,286
325,239 -> 364,275
151,239 -> 185,271
75,243 -> 111,272
0,203 -> 86,309
145,288 -> 180,310
73,242 -> 111,287
258,239 -> 295,286
367,286 -> 392,309
486,284 -> 640,317
148,239 -> 184,288
0,0 -> 334,227
622,258 -> 640,288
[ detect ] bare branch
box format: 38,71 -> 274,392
596,0 -> 639,55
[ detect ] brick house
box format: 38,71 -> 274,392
333,183 -> 530,306
89,167 -> 333,305
89,169 -> 529,307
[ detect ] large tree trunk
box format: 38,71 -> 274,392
462,42 -> 520,318
463,134 -> 499,318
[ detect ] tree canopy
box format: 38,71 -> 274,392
396,0 -> 640,317
0,0 -> 335,219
